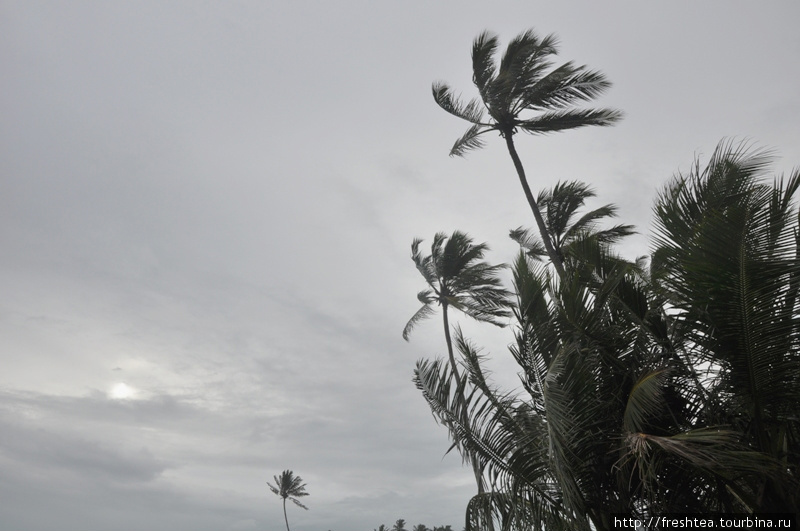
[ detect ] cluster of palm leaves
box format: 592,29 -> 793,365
405,28 -> 800,531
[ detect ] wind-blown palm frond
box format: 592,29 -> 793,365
432,83 -> 487,125
402,290 -> 437,341
414,330 -> 575,531
517,108 -> 622,134
471,31 -> 499,98
449,124 -> 490,158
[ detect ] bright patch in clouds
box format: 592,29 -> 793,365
110,382 -> 136,400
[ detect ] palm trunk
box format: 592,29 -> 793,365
443,303 -> 493,530
283,497 -> 290,531
441,302 -> 461,386
503,132 -> 566,279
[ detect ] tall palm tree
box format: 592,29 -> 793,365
433,29 -> 623,278
267,470 -> 309,531
403,231 -> 511,386
403,231 -> 511,518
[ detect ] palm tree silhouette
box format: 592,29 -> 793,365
403,231 -> 511,512
403,231 -> 510,385
433,29 -> 623,278
267,470 -> 309,531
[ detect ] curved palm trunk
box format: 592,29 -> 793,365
504,133 -> 566,279
282,497 -> 290,531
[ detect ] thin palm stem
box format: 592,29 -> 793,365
442,303 -> 461,386
283,498 -> 290,531
504,133 -> 566,278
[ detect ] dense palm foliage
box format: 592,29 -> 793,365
649,141 -> 800,512
267,470 -> 309,531
411,141 -> 800,530
433,29 -> 623,277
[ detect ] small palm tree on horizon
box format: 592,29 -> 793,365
268,470 -> 309,531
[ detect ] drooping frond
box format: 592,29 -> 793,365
290,498 -> 309,510
432,82 -> 486,124
402,295 -> 437,341
623,368 -> 671,434
449,123 -> 490,157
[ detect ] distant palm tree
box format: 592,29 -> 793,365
433,29 -> 623,278
267,470 -> 309,531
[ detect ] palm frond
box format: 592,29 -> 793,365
290,498 -> 309,509
471,31 -> 499,97
519,66 -> 614,113
414,350 -> 566,519
432,82 -> 486,124
518,108 -> 623,134
403,299 -> 436,341
411,237 -> 438,287
510,226 -> 548,260
623,368 -> 670,433
450,123 -> 491,157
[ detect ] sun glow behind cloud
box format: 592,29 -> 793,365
109,382 -> 136,400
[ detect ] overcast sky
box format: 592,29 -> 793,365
1,2 -> 799,530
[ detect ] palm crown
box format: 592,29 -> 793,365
403,231 -> 511,343
268,470 -> 309,531
510,180 -> 635,264
433,29 -> 622,157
